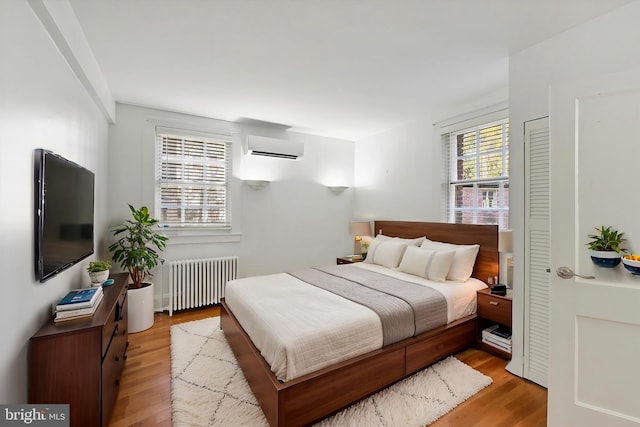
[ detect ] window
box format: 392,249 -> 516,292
443,119 -> 509,229
155,127 -> 232,228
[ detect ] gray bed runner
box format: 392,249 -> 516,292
288,265 -> 447,346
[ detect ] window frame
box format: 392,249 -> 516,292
442,117 -> 510,229
154,126 -> 233,230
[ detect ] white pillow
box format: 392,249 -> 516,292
420,239 -> 480,282
398,246 -> 456,282
364,239 -> 408,268
375,234 -> 426,247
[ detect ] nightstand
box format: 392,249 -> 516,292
337,256 -> 364,265
476,288 -> 512,359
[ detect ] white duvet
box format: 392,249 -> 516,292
223,263 -> 486,382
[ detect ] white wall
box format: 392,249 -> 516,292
352,87 -> 509,224
108,104 -> 355,309
508,0 -> 640,377
353,118 -> 441,223
0,0 -> 109,403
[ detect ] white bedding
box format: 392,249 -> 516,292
223,263 -> 487,382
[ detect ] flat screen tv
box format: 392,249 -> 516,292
34,149 -> 95,282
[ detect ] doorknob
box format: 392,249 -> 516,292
556,266 -> 595,280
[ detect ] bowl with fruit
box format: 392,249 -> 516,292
621,254 -> 640,275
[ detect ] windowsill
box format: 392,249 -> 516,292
159,228 -> 242,245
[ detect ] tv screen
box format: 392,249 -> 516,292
34,149 -> 95,282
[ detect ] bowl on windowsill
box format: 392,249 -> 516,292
621,255 -> 640,275
589,250 -> 622,268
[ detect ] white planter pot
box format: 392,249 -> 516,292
89,270 -> 109,286
128,282 -> 154,333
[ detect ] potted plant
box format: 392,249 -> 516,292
360,240 -> 370,259
87,260 -> 111,286
587,225 -> 625,267
109,205 -> 168,332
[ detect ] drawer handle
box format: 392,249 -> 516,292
489,301 -> 499,306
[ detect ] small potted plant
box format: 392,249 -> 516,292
87,260 -> 111,286
109,205 -> 168,332
360,240 -> 370,259
587,225 -> 625,267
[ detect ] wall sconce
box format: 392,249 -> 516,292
350,221 -> 372,254
499,229 -> 513,287
245,180 -> 270,190
327,186 -> 348,195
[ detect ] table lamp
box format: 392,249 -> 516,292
499,229 -> 513,287
350,222 -> 371,255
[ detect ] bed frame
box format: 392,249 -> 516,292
220,221 -> 498,426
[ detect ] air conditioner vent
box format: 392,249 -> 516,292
246,135 -> 303,159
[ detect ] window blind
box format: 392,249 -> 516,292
442,119 -> 509,229
155,127 -> 232,228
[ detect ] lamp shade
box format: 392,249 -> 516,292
499,229 -> 513,253
350,221 -> 371,237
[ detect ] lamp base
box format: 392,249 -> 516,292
354,239 -> 362,255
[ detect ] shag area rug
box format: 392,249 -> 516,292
171,317 -> 492,427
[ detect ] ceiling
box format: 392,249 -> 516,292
69,0 -> 631,140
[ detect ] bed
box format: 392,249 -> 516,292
220,221 -> 498,426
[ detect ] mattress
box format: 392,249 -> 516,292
223,262 -> 487,382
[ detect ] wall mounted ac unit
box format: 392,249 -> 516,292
246,135 -> 304,159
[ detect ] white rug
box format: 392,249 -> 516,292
171,317 -> 492,427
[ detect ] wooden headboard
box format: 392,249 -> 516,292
374,220 -> 498,283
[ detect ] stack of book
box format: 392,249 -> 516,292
54,287 -> 104,323
482,324 -> 512,354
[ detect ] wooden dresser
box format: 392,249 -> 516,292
29,273 -> 129,427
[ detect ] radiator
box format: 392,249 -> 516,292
168,256 -> 238,315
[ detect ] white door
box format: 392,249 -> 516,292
524,117 -> 550,388
548,68 -> 640,426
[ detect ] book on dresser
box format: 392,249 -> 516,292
482,324 -> 512,353
54,292 -> 104,322
482,324 -> 512,341
56,287 -> 103,311
482,335 -> 512,352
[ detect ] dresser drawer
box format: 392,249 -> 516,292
477,292 -> 512,327
101,286 -> 128,357
102,326 -> 127,427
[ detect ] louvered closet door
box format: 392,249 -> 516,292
524,117 -> 550,388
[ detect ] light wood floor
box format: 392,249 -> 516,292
109,307 -> 547,427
